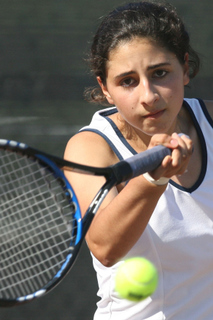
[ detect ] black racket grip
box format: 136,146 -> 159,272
112,145 -> 171,184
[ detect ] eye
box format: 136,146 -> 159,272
120,77 -> 137,88
153,69 -> 168,78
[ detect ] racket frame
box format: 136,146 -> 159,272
0,138 -> 171,306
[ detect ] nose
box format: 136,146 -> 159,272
139,79 -> 159,107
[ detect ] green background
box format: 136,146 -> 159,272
0,1 -> 212,319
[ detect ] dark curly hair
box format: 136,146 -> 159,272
85,1 -> 200,105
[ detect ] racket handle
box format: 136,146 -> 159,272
113,145 -> 171,183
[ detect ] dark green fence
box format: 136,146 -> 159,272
0,1 -> 212,319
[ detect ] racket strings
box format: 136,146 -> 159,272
0,150 -> 78,300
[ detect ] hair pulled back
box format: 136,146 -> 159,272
85,1 -> 200,105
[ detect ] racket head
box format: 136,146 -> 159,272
0,139 -> 82,306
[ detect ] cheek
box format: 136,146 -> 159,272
110,89 -> 134,109
163,75 -> 185,100
112,93 -> 134,119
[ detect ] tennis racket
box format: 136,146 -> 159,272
0,138 -> 171,306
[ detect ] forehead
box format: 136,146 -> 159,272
107,37 -> 176,69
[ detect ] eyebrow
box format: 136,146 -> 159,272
114,71 -> 135,80
147,62 -> 171,70
114,62 -> 171,79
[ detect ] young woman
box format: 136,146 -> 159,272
64,1 -> 213,319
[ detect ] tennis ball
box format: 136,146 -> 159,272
115,257 -> 158,302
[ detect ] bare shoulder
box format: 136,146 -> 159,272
64,130 -> 119,167
204,100 -> 213,120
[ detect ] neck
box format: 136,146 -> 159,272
113,104 -> 192,152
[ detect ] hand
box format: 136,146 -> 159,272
147,132 -> 193,180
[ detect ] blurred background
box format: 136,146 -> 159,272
0,0 -> 212,319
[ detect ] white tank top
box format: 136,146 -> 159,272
80,98 -> 213,320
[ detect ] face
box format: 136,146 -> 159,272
98,38 -> 189,138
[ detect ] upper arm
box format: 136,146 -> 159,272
64,131 -> 119,216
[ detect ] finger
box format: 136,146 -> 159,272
151,137 -> 192,179
172,133 -> 193,153
148,133 -> 179,150
146,132 -> 193,180
178,133 -> 194,155
171,133 -> 193,158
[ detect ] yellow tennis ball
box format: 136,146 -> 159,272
115,257 -> 158,302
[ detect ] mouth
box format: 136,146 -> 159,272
143,109 -> 165,119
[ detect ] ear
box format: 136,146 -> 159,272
183,53 -> 190,85
97,77 -> 114,105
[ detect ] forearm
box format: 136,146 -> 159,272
86,176 -> 167,267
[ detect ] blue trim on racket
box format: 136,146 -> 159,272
0,138 -> 172,306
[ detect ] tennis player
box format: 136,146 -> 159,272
64,1 -> 213,319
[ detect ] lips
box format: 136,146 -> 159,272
144,109 -> 165,119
